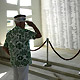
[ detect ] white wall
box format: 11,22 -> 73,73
32,0 -> 43,46
0,0 -> 7,45
0,0 -> 42,46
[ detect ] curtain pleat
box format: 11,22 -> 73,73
41,0 -> 80,49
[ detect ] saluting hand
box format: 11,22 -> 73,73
26,21 -> 35,27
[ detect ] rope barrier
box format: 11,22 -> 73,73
30,38 -> 80,61
0,38 -> 80,68
1,38 -> 80,65
49,40 -> 80,60
30,40 -> 47,51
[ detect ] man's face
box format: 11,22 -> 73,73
14,16 -> 26,28
15,21 -> 25,28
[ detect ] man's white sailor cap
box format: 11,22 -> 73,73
14,14 -> 26,22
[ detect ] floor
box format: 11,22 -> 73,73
0,64 -> 48,80
31,47 -> 80,67
0,46 -> 80,80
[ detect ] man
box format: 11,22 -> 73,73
3,14 -> 42,80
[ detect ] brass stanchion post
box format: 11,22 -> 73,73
43,38 -> 52,67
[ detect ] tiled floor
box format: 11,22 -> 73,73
0,64 -> 48,80
0,47 -> 80,80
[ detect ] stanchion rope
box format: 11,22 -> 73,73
0,38 -> 80,63
30,40 -> 47,51
30,38 -> 80,60
49,41 -> 80,60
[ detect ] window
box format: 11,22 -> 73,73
20,8 -> 32,16
7,19 -> 14,26
7,10 -> 18,17
7,10 -> 18,27
6,0 -> 32,29
6,0 -> 18,5
20,0 -> 31,6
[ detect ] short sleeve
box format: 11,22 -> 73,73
29,31 -> 37,39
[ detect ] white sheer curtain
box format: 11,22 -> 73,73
41,0 -> 80,49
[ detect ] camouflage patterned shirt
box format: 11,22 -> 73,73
4,26 -> 36,67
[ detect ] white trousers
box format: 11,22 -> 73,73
13,65 -> 29,80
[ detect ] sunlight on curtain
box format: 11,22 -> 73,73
41,0 -> 80,49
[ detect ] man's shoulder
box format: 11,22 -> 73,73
6,30 -> 12,36
6,27 -> 16,36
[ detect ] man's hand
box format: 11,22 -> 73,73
26,21 -> 35,27
26,21 -> 42,38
